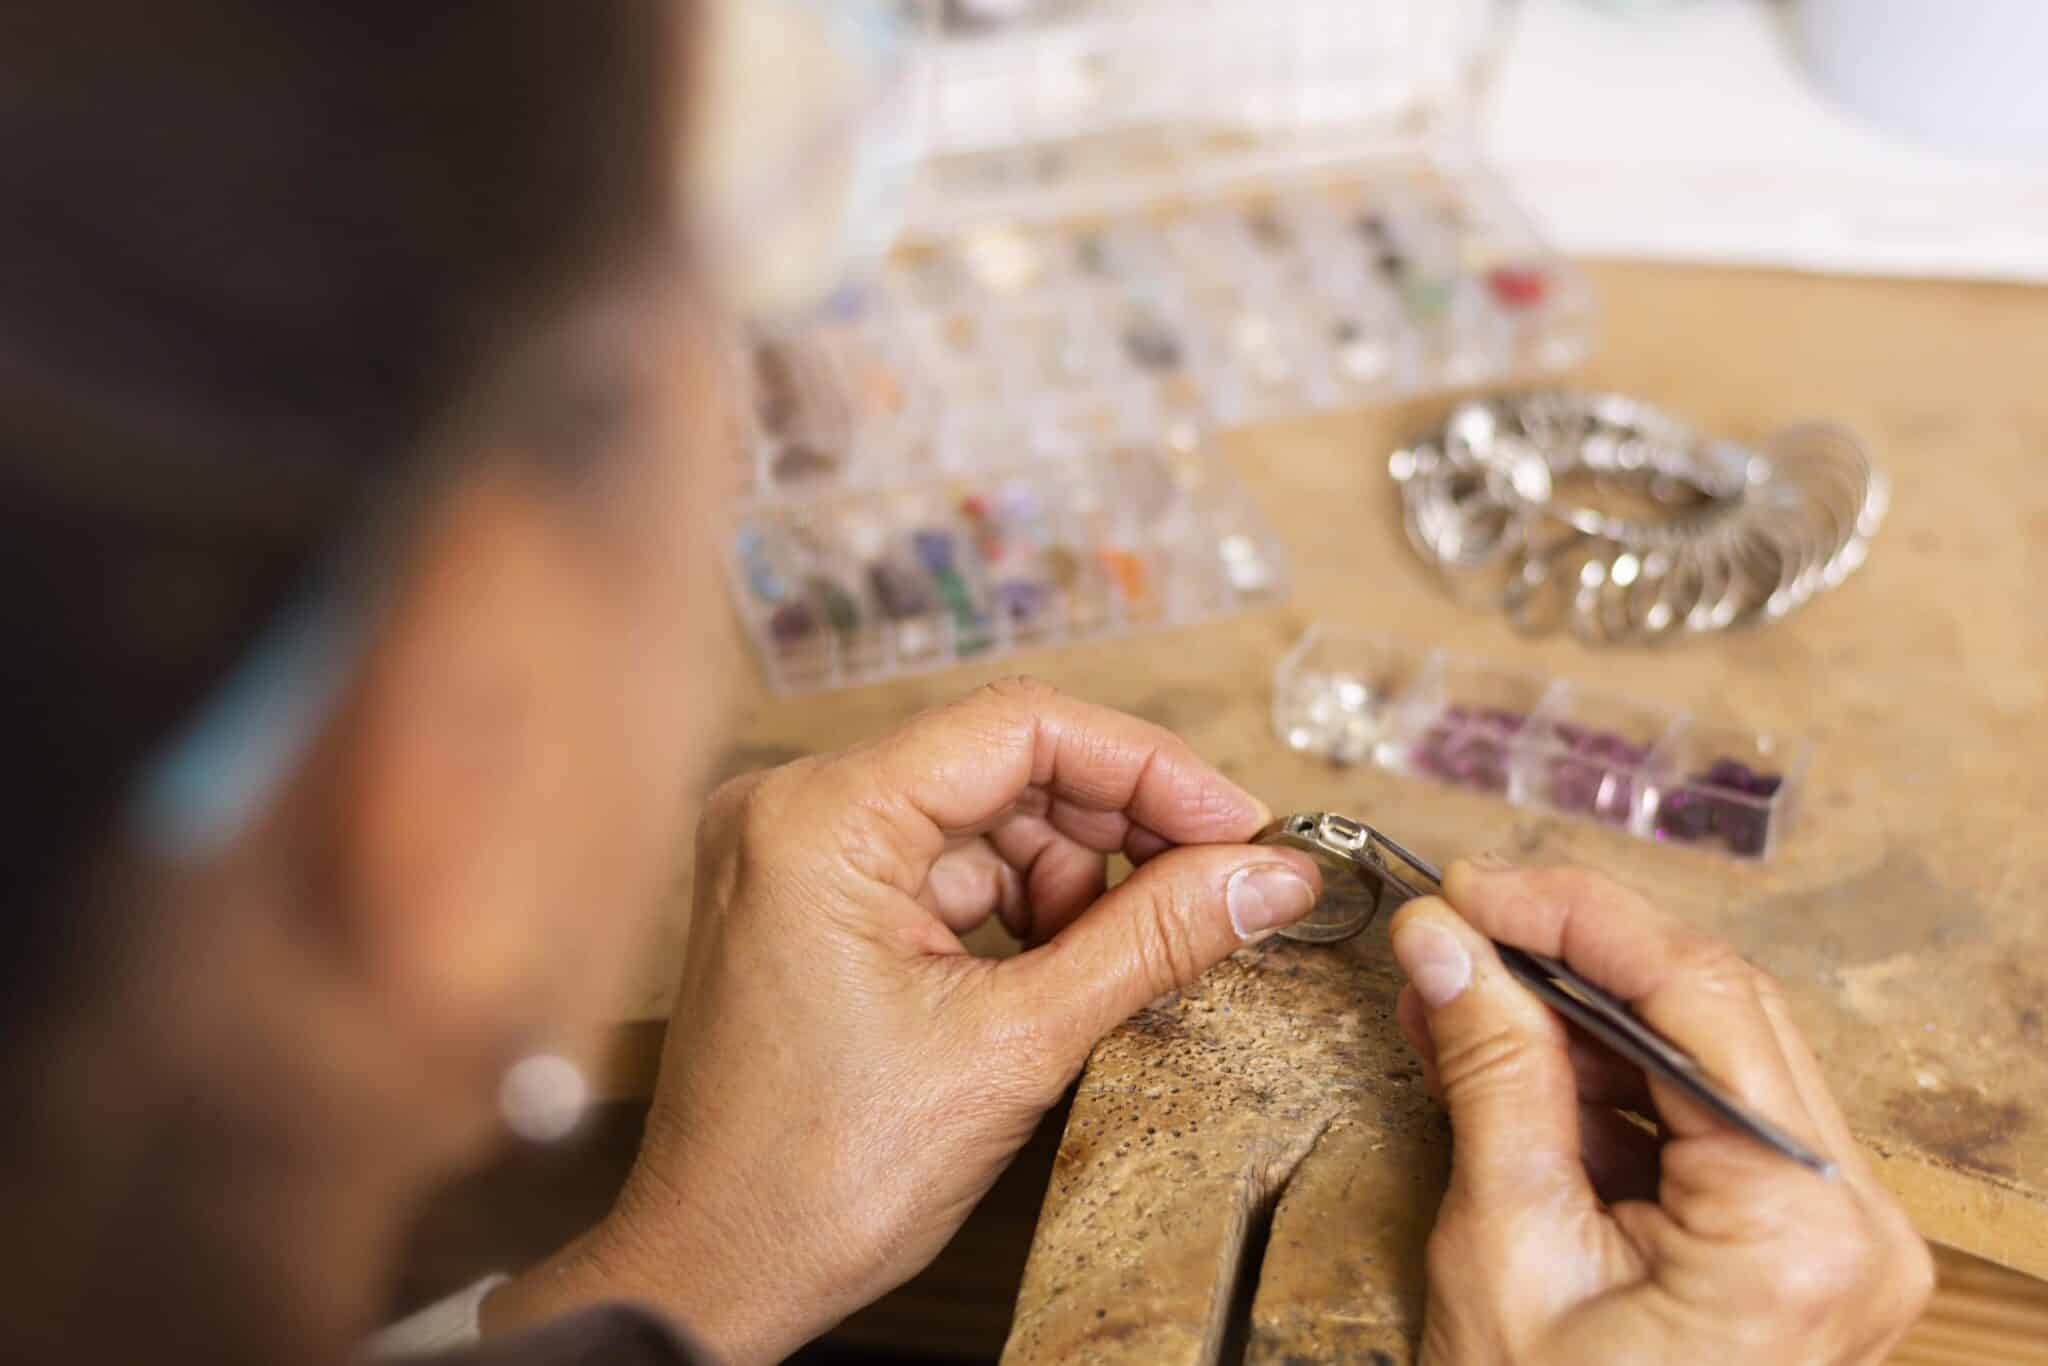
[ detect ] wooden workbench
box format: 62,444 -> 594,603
595,261 -> 2048,1361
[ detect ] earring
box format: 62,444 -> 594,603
498,1052 -> 590,1144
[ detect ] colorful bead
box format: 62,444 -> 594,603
1334,319 -> 1392,382
1122,316 -> 1183,371
1247,209 -> 1292,251
1486,265 -> 1549,309
770,442 -> 838,484
859,364 -> 905,416
1704,758 -> 1783,798
912,529 -> 958,575
768,600 -> 817,646
1219,534 -> 1274,593
1042,545 -> 1081,590
994,483 -> 1044,524
1409,706 -> 1529,794
1402,277 -> 1454,322
1654,759 -> 1786,856
933,569 -> 991,653
736,528 -> 789,603
994,578 -> 1050,623
1654,789 -> 1714,842
1718,803 -> 1771,858
1098,548 -> 1150,603
807,576 -> 861,634
753,345 -> 801,435
868,562 -> 933,620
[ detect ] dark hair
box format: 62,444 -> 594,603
0,2 -> 684,1012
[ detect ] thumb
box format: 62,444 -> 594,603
993,843 -> 1322,1070
1388,897 -> 1598,1215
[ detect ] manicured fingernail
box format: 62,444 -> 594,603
1393,918 -> 1472,1007
1227,865 -> 1316,941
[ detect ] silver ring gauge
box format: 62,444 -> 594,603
1392,394 -> 1885,644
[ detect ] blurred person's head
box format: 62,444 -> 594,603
0,2 -> 735,1361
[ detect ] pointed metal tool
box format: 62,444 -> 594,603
1255,811 -> 1837,1179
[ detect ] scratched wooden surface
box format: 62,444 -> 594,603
599,260 -> 2048,1358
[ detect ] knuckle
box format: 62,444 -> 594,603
1068,721 -> 1138,775
1168,757 -> 1252,827
1127,884 -> 1202,1001
1433,1032 -> 1540,1130
1897,1235 -> 1937,1316
711,757 -> 832,865
1432,1021 -> 1548,1104
827,802 -> 913,889
732,764 -> 791,830
1526,864 -> 1639,917
1746,962 -> 1791,1008
980,1009 -> 1072,1100
1670,934 -> 1757,1000
1873,1213 -> 1936,1318
913,680 -> 1039,767
702,769 -> 766,823
1532,864 -> 1615,903
699,770 -> 773,850
1754,1211 -> 1885,1325
982,673 -> 1059,710
1762,1259 -> 1857,1329
1423,1221 -> 1471,1286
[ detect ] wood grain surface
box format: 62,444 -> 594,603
594,260 -> 2048,1359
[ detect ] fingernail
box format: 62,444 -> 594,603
1392,918 -> 1472,1007
1227,865 -> 1316,941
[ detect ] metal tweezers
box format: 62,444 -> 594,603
1255,812 -> 1836,1178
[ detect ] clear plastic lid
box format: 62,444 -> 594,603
906,0 -> 1514,236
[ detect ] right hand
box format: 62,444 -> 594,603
1389,862 -> 1934,1365
485,679 -> 1321,1361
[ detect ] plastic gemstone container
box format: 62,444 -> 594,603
1272,624 -> 1809,861
730,1 -> 1595,691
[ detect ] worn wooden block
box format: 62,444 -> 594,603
1002,942 -> 1437,1364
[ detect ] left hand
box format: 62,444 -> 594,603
1388,863 -> 1933,1365
487,678 -> 1322,1360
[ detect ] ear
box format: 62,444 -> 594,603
318,468 -> 621,1074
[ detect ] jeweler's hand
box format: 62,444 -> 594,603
1390,863 -> 1933,1366
488,678 -> 1320,1362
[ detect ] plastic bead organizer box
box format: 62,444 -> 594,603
728,0 -> 1596,693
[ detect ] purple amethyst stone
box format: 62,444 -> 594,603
768,600 -> 818,646
1656,788 -> 1714,843
911,529 -> 958,575
1715,800 -> 1772,858
994,578 -> 1049,623
1660,757 -> 1786,856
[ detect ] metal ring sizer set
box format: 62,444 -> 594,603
1272,624 -> 1810,860
1391,393 -> 1888,645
